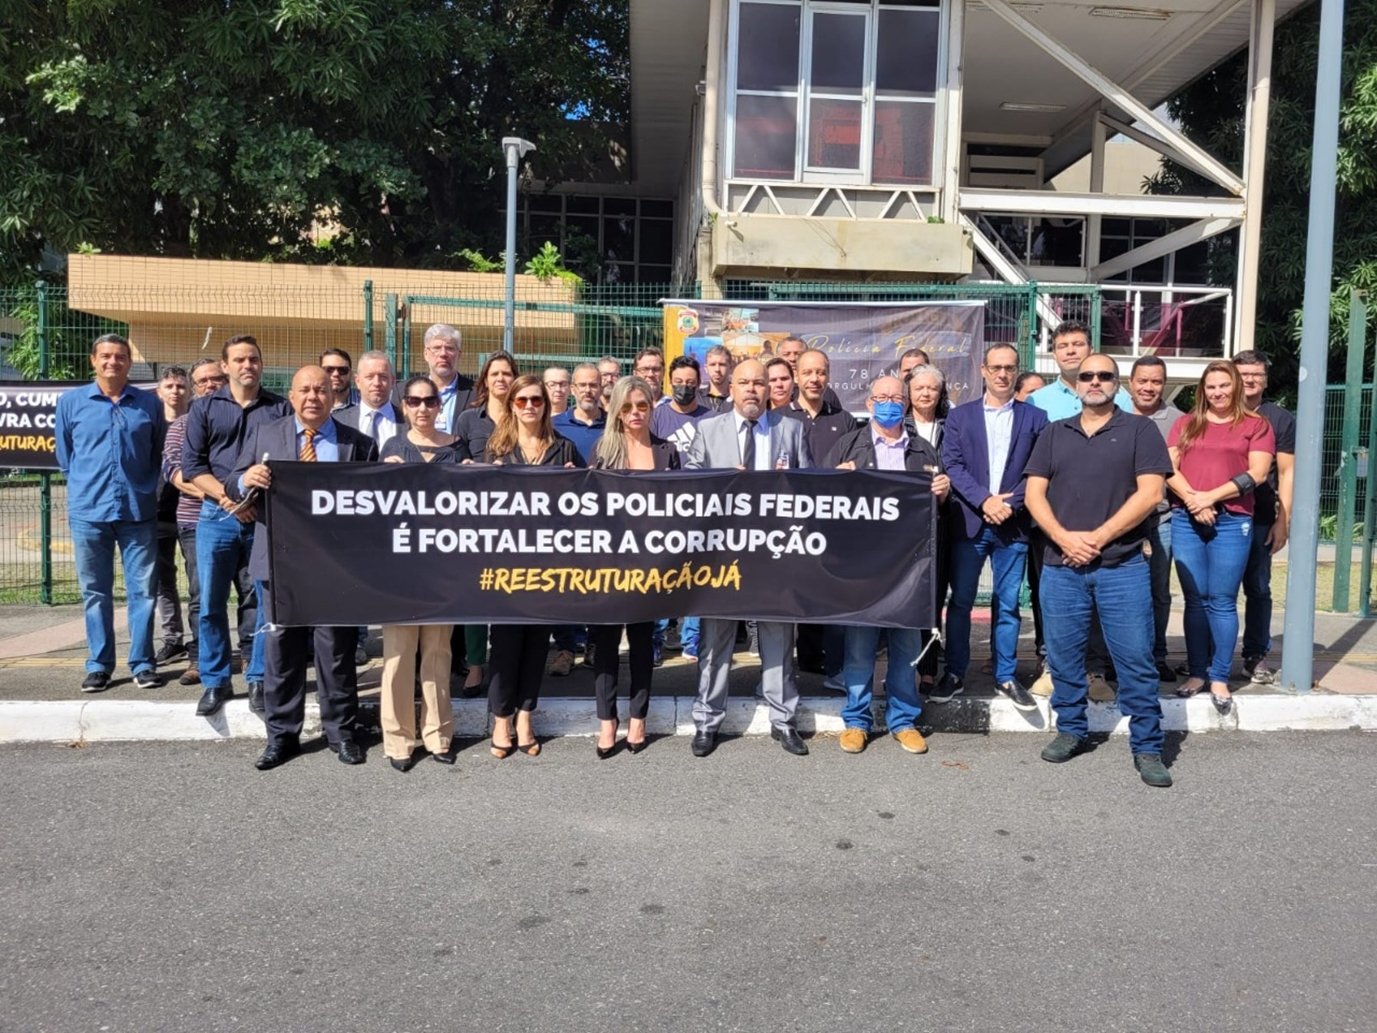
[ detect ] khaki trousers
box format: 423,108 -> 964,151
381,624 -> 454,759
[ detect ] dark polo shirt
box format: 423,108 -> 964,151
1023,408 -> 1173,569
783,398 -> 857,467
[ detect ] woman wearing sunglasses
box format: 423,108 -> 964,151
451,351 -> 517,694
1166,360 -> 1275,714
588,376 -> 680,757
482,375 -> 584,758
376,376 -> 461,771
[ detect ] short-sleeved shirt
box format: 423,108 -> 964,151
1137,403 -> 1182,517
1023,409 -> 1174,568
1254,401 -> 1296,525
782,399 -> 857,467
552,408 -> 607,464
1167,413 -> 1276,517
380,435 -> 461,465
650,401 -> 711,453
1029,378 -> 1135,421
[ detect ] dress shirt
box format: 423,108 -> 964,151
236,419 -> 339,495
732,411 -> 772,470
982,396 -> 1015,494
436,377 -> 461,433
181,386 -> 291,483
870,426 -> 909,471
56,382 -> 165,522
357,401 -> 397,448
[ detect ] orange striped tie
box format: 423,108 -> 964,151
300,426 -> 318,462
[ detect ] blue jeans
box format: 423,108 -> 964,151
70,517 -> 157,675
1172,509 -> 1252,683
681,616 -> 701,654
1147,516 -> 1173,664
841,625 -> 923,733
1041,555 -> 1163,755
1241,520 -> 1274,660
947,528 -> 1028,682
195,502 -> 266,689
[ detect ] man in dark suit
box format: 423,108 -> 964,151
230,365 -> 380,770
417,324 -> 475,433
936,343 -> 1048,710
683,358 -> 813,758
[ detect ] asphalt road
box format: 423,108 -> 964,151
2,731 -> 1374,1033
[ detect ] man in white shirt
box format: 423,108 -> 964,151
336,351 -> 401,450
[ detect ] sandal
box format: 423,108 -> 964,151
517,738 -> 541,757
490,717 -> 515,759
1210,684 -> 1234,715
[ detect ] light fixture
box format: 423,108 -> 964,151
1000,102 -> 1067,113
1089,6 -> 1171,19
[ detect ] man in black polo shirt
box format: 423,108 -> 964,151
1023,353 -> 1175,788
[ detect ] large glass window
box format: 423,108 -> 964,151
730,0 -> 941,185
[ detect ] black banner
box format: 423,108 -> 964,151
0,381 -> 68,470
265,464 -> 936,628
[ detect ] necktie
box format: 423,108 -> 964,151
361,409 -> 375,441
300,426 -> 318,462
741,419 -> 757,469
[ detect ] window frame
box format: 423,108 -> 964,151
725,0 -> 947,189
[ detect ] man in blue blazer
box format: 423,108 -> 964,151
230,365 -> 379,769
936,343 -> 1047,710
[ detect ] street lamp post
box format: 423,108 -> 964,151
502,136 -> 536,354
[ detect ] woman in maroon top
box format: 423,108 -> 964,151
1166,361 -> 1275,713
589,376 -> 680,757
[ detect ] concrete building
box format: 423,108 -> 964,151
540,0 -> 1300,381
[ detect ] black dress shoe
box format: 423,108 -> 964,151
690,730 -> 716,757
390,753 -> 417,773
332,740 -> 366,765
247,681 -> 265,715
255,739 -> 300,770
195,685 -> 228,717
432,743 -> 459,764
772,726 -> 809,756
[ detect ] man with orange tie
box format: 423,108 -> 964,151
229,366 -> 378,770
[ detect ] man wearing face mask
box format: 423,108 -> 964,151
651,355 -> 711,452
825,377 -> 951,754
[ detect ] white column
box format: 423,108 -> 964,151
1234,0 -> 1277,354
940,0 -> 966,223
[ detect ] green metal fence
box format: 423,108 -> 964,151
0,277 -> 1364,604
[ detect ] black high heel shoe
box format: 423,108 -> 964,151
625,738 -> 648,755
596,721 -> 619,760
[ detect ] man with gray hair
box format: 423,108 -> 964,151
421,324 -> 475,433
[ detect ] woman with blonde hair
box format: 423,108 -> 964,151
589,376 -> 680,757
1166,360 -> 1275,714
482,375 -> 583,757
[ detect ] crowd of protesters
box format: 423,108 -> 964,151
54,320 -> 1293,787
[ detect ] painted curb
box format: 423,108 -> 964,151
2,694 -> 1375,744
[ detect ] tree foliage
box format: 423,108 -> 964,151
0,0 -> 628,278
1147,2 -> 1377,394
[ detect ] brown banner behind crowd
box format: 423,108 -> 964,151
265,464 -> 938,628
660,299 -> 986,412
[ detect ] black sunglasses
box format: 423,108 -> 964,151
1077,371 -> 1118,383
403,395 -> 440,408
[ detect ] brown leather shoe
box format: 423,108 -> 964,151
1087,673 -> 1116,702
548,650 -> 574,677
839,728 -> 867,754
892,728 -> 929,754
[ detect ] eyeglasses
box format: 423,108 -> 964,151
323,366 -> 351,376
870,395 -> 904,404
193,376 -> 227,387
620,400 -> 651,414
984,364 -> 1018,375
404,396 -> 440,408
1077,371 -> 1118,383
544,381 -> 570,389
511,395 -> 545,409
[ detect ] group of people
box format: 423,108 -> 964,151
54,317 -> 1294,788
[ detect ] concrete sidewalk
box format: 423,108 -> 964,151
2,602 -> 1375,743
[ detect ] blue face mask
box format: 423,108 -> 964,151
871,400 -> 905,428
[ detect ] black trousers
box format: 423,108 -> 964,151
590,622 -> 654,721
488,624 -> 546,717
260,581 -> 358,746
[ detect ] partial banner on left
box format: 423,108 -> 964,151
0,381 -> 158,470
265,463 -> 937,629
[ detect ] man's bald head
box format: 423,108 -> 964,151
289,365 -> 332,427
731,358 -> 767,419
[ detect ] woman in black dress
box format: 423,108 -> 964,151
482,375 -> 584,758
589,376 -> 679,757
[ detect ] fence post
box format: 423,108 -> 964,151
1332,291 -> 1365,610
362,280 -> 374,354
1090,285 -> 1103,350
384,293 -> 398,369
1360,380 -> 1376,618
1025,281 -> 1039,367
36,280 -> 53,605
